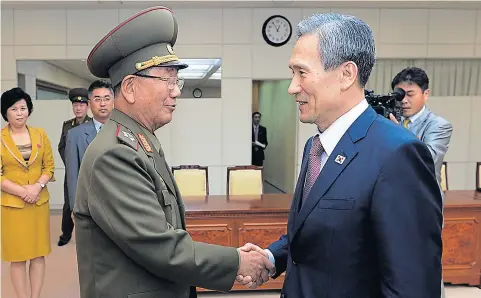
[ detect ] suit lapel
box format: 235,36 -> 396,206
1,126 -> 28,168
411,108 -> 430,137
162,157 -> 187,228
293,137 -> 312,214
292,135 -> 358,237
152,146 -> 178,199
291,107 -> 376,238
85,121 -> 97,145
288,137 -> 312,233
27,127 -> 40,165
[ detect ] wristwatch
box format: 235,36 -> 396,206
38,182 -> 45,188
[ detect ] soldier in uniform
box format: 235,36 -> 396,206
73,6 -> 274,298
57,88 -> 91,246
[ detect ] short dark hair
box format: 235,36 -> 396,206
88,79 -> 113,97
1,87 -> 33,122
391,67 -> 429,92
252,112 -> 261,118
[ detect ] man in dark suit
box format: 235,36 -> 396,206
252,112 -> 268,166
57,88 -> 91,246
65,80 -> 114,217
237,13 -> 443,298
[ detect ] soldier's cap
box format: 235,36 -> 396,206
68,88 -> 89,103
87,6 -> 188,87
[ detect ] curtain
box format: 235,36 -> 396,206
366,59 -> 481,96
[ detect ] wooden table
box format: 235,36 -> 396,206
184,190 -> 481,290
442,190 -> 481,286
184,194 -> 291,291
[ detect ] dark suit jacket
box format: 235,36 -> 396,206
252,125 -> 268,160
267,107 -> 443,298
65,121 -> 97,208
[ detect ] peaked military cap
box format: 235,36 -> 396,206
87,6 -> 188,87
68,88 -> 89,103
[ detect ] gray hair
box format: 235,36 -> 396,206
297,13 -> 376,87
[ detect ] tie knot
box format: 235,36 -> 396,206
403,118 -> 410,128
310,135 -> 324,156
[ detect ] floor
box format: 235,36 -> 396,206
2,212 -> 480,298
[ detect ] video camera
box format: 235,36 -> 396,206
365,88 -> 405,122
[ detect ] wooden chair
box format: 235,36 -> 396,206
227,166 -> 264,196
172,165 -> 209,196
476,162 -> 481,192
440,161 -> 448,191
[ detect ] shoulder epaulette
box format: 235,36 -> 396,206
116,124 -> 139,151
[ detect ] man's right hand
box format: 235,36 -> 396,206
236,243 -> 274,289
389,113 -> 400,125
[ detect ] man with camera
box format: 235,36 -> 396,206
389,66 -> 453,298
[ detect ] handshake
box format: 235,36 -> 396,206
235,243 -> 275,289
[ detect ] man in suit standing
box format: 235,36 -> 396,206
252,112 -> 268,166
389,67 -> 453,298
57,88 -> 91,246
73,7 -> 273,298
389,67 -> 453,191
65,80 -> 114,229
237,13 -> 443,297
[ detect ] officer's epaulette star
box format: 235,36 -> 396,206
116,124 -> 139,151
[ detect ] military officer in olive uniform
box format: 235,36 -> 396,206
73,6 -> 273,298
57,88 -> 91,246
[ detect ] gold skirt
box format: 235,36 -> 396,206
1,202 -> 51,262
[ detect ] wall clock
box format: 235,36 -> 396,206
262,15 -> 292,47
193,88 -> 202,98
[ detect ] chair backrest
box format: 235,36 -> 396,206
227,166 -> 264,196
440,161 -> 448,191
476,162 -> 481,192
172,165 -> 209,196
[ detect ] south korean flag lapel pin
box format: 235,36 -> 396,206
334,154 -> 346,165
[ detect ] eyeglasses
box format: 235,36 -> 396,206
135,74 -> 185,91
92,97 -> 112,103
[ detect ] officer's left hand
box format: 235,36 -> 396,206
389,113 -> 399,125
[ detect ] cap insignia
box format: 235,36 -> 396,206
135,55 -> 179,71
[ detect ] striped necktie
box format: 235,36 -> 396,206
302,135 -> 324,206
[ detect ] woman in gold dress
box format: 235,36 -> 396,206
1,87 -> 55,298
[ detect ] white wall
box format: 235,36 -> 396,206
16,60 -> 91,99
179,86 -> 221,99
2,4 -> 481,208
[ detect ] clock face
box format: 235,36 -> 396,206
262,15 -> 292,47
193,88 -> 202,98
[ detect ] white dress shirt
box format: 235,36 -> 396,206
264,99 -> 369,268
314,99 -> 369,171
92,118 -> 103,133
401,105 -> 425,128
